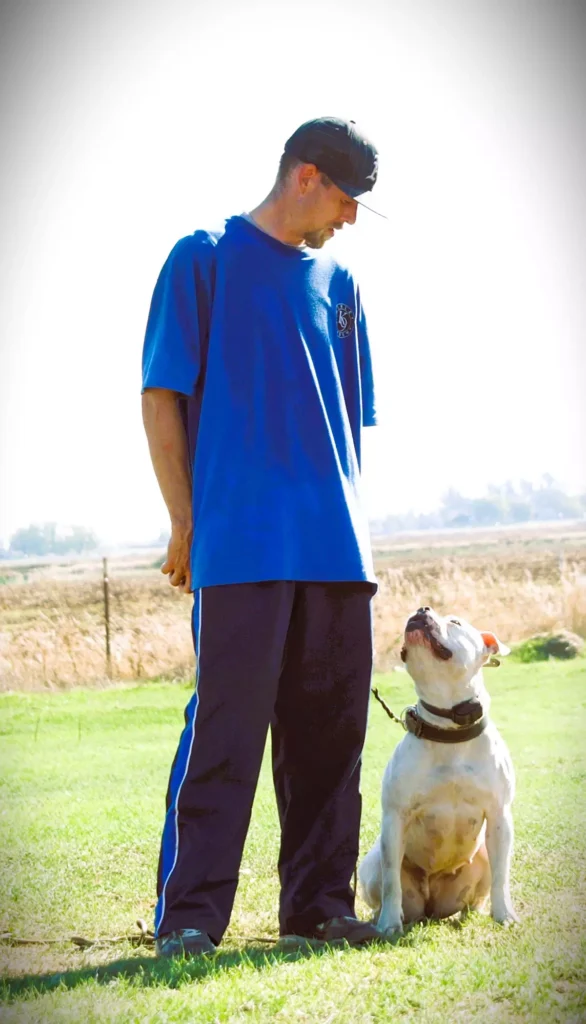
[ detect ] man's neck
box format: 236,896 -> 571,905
247,193 -> 306,248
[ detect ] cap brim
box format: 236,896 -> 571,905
331,178 -> 387,219
355,195 -> 387,219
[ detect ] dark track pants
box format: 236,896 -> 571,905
155,580 -> 375,944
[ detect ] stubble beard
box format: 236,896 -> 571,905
303,229 -> 329,249
303,222 -> 343,249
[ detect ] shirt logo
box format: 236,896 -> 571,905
336,303 -> 355,338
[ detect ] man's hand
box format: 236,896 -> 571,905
162,522 -> 193,592
142,388 -> 194,595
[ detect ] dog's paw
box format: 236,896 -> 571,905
376,921 -> 404,941
491,907 -> 520,927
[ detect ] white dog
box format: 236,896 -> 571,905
360,606 -> 519,936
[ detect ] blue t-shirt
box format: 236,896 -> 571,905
142,215 -> 377,588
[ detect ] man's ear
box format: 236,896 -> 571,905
481,631 -> 511,661
296,162 -> 320,195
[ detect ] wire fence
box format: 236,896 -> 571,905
1,545 -> 585,690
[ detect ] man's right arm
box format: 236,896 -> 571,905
141,232 -> 217,592
142,387 -> 193,591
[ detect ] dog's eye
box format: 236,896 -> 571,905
450,619 -> 461,626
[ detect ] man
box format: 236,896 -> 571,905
142,117 -> 383,958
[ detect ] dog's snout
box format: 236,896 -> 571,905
406,606 -> 433,635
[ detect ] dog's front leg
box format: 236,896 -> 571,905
376,808 -> 405,937
486,803 -> 519,926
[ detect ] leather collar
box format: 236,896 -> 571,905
419,697 -> 484,727
405,705 -> 489,743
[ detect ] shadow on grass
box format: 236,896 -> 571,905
0,941 -> 348,1001
0,918 -> 465,1002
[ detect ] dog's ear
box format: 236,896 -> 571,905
481,631 -> 511,662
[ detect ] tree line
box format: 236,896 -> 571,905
2,477 -> 584,556
2,523 -> 99,558
371,476 -> 585,535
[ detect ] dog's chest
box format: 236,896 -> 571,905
403,771 -> 490,873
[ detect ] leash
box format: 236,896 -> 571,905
0,921 -> 281,950
0,920 -> 155,950
370,687 -> 405,728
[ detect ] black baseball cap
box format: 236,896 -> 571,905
283,116 -> 385,218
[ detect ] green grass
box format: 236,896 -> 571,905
1,661 -> 585,1022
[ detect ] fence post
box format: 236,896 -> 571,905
103,557 -> 112,680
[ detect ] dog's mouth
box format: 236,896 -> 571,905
401,610 -> 453,663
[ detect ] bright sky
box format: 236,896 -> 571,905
1,0 -> 585,547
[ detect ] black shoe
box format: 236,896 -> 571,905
278,915 -> 381,949
155,928 -> 216,958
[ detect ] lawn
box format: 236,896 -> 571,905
0,660 -> 585,1022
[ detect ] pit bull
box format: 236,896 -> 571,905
359,607 -> 519,936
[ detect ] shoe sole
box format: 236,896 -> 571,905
155,944 -> 216,959
276,931 -> 379,950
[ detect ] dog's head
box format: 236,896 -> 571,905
400,607 -> 510,690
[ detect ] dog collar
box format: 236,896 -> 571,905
404,706 -> 489,743
419,697 -> 484,728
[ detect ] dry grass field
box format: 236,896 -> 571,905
1,522 -> 585,690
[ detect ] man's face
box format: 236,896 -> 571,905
301,175 -> 359,249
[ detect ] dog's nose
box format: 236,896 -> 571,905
417,607 -> 431,614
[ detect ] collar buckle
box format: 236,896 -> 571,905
404,706 -> 424,738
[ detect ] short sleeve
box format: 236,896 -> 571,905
142,235 -> 210,397
356,287 -> 377,427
